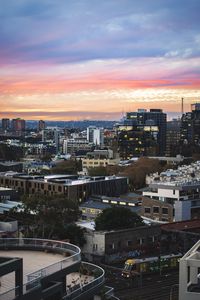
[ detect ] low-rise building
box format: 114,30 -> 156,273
143,161 -> 200,221
77,222 -> 161,263
80,194 -> 173,223
82,149 -> 120,170
179,240 -> 200,300
0,173 -> 128,202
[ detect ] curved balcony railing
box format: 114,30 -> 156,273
0,239 -> 106,300
63,262 -> 105,300
0,238 -> 81,300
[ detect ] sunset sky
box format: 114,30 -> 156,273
0,0 -> 200,120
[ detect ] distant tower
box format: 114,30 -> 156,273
11,118 -> 26,132
181,98 -> 184,116
2,118 -> 10,131
38,120 -> 46,132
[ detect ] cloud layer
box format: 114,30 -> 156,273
0,0 -> 200,120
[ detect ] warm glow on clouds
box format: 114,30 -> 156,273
0,1 -> 200,120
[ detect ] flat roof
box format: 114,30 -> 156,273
161,219 -> 200,232
0,250 -> 64,294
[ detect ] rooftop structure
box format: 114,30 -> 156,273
144,161 -> 200,221
0,238 -> 112,300
179,239 -> 200,300
0,173 -> 128,201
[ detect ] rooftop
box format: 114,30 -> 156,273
0,250 -> 64,294
148,161 -> 200,187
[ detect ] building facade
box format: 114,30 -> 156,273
180,103 -> 200,154
0,173 -> 128,201
11,118 -> 26,132
87,127 -> 104,147
117,109 -> 166,159
1,118 -> 10,131
144,161 -> 200,221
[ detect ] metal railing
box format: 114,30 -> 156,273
0,286 -> 20,300
0,238 -> 81,297
63,262 -> 105,300
0,239 -> 106,300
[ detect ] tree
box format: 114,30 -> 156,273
51,159 -> 82,174
88,166 -> 109,177
120,157 -> 164,190
62,224 -> 86,247
95,206 -> 144,231
11,194 -> 80,239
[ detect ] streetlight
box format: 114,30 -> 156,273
169,283 -> 179,300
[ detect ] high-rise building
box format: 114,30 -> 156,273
180,103 -> 200,146
117,109 -> 166,159
42,128 -> 60,154
38,120 -> 46,131
11,118 -> 26,132
1,118 -> 10,131
86,126 -> 104,147
166,118 -> 181,156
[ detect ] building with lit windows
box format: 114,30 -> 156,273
180,103 -> 200,150
117,109 -> 166,159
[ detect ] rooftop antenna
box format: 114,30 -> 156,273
181,97 -> 184,116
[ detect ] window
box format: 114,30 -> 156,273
127,240 -> 132,246
153,206 -> 159,213
93,244 -> 98,251
144,207 -> 151,213
162,207 -> 168,215
109,243 -> 115,249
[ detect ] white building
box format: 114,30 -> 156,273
143,161 -> 200,221
87,126 -> 104,147
179,240 -> 200,300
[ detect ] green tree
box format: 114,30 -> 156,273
51,159 -> 82,174
95,206 -> 144,231
88,166 -> 109,177
12,194 -> 80,239
63,224 -> 86,247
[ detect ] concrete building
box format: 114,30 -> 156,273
0,238 -> 113,300
179,239 -> 200,300
144,161 -> 200,221
181,103 -> 200,147
166,118 -> 181,157
11,118 -> 26,132
77,222 -> 161,263
87,127 -> 104,147
1,118 -> 10,131
80,194 -> 173,223
0,173 -> 128,201
38,120 -> 46,132
42,128 -> 60,154
82,149 -> 120,170
62,138 -> 91,156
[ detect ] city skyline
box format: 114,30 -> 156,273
1,0 -> 200,120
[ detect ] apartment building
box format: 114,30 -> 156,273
0,173 -> 128,202
144,161 -> 200,221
